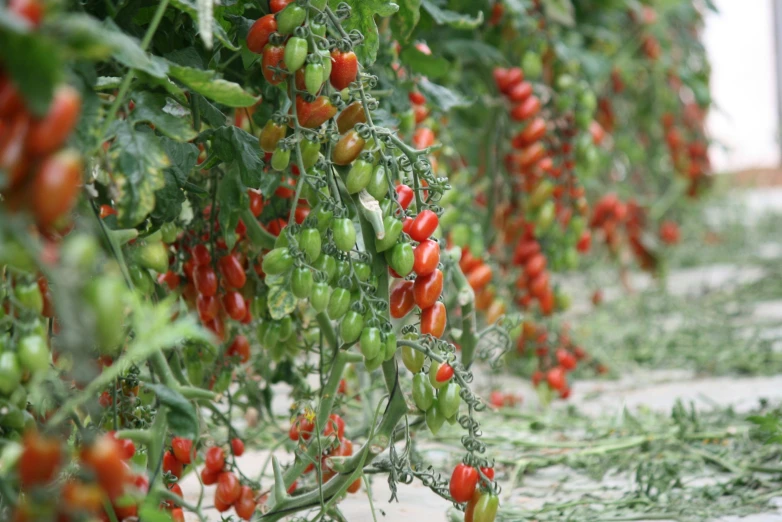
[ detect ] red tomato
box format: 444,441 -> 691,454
234,485 -> 257,520
413,269 -> 443,309
192,244 -> 211,265
409,91 -> 426,105
330,50 -> 359,91
396,184 -> 414,210
347,478 -> 361,493
9,0 -> 44,26
80,435 -> 129,498
389,280 -> 415,318
480,467 -> 495,481
172,437 -> 194,464
193,265 -> 218,297
223,290 -> 247,321
227,335 -> 251,363
420,301 -> 447,338
525,253 -> 547,279
323,413 -> 345,439
219,254 -> 247,289
466,264 -> 492,291
510,96 -> 541,122
171,508 -> 186,522
216,471 -> 242,504
449,463 -> 479,503
157,270 -> 181,290
162,450 -> 183,478
25,85 -> 81,156
269,0 -> 294,12
546,366 -> 567,391
197,294 -> 219,322
205,446 -> 226,473
295,95 -> 337,129
18,431 -> 61,488
248,189 -> 264,217
262,44 -> 286,85
247,14 -> 277,53
413,239 -> 440,276
409,209 -> 439,242
201,465 -> 220,485
508,81 -> 533,103
231,437 -> 245,457
413,127 -> 435,149
29,150 -> 82,229
436,362 -> 454,383
556,348 -> 577,370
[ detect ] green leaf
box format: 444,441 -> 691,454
194,95 -> 228,129
197,0 -> 215,49
0,16 -> 61,115
439,39 -> 506,64
418,78 -> 471,112
168,64 -> 259,107
145,383 -> 199,439
400,46 -> 449,79
217,164 -> 245,250
110,122 -> 170,227
421,0 -> 483,29
330,0 -> 399,65
267,286 -> 296,320
391,0 -> 422,42
541,0 -> 575,26
129,91 -> 197,142
203,126 -> 263,188
152,139 -> 199,223
170,0 -> 238,51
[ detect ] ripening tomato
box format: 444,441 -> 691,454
296,95 -> 337,128
421,302 -> 447,338
262,44 -> 286,85
413,239 -> 440,276
193,265 -> 218,296
330,50 -> 358,90
332,129 -> 365,166
449,463 -> 479,503
29,150 -> 82,228
389,280 -> 415,318
336,101 -> 367,133
172,437 -> 194,464
25,85 -> 81,156
409,209 -> 439,242
247,14 -> 277,54
323,413 -> 345,439
205,446 -> 226,473
413,268 -> 443,309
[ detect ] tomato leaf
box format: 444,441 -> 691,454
170,0 -> 238,51
129,91 -> 197,142
217,165 -> 245,251
418,78 -> 471,111
151,139 -> 199,223
330,0 -> 399,66
267,285 -> 296,320
197,0 -> 214,49
145,383 -> 199,440
203,126 -> 265,189
193,94 -> 229,129
400,46 -> 449,79
391,0 -> 422,43
168,63 -> 259,107
109,122 -> 170,227
439,39 -> 506,64
421,0 -> 483,29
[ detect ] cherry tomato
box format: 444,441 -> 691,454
162,450 -> 183,478
171,437 -> 194,464
332,218 -> 357,252
323,413 -> 345,439
387,242 -> 414,277
336,101 -> 367,134
284,36 -> 308,73
511,95 -> 541,121
409,209 -> 439,242
262,44 -> 286,85
339,310 -> 364,344
247,14 -> 277,54
413,268 -> 443,309
288,415 -> 314,441
546,366 -> 567,391
262,247 -> 294,275
201,465 -> 220,485
333,129 -> 365,166
231,438 -> 245,457
396,184 -> 414,209
205,446 -> 226,473
223,290 -> 247,321
234,485 -> 257,520
296,95 -> 337,128
216,471 -> 242,504
330,50 -> 358,91
413,239 -> 440,276
421,301 -> 447,338
219,254 -> 247,289
276,2 -> 306,34
25,85 -> 81,156
29,150 -> 82,228
389,280 -> 415,318
193,265 -> 218,297
227,335 -> 251,363
269,0 -> 294,13
196,293 -> 219,322
18,431 -> 61,488
467,264 -> 492,291
80,435 -> 128,498
449,463 -> 479,503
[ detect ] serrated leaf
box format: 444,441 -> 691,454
129,91 -> 197,142
541,0 -> 575,26
152,139 -> 199,223
170,0 -> 238,51
331,0 -> 399,65
421,0 -> 483,29
391,0 -> 421,42
194,95 -> 228,128
110,122 -> 170,226
145,383 -> 199,439
400,46 -> 449,79
168,64 -> 259,107
418,78 -> 471,112
203,126 -> 263,188
267,286 -> 296,320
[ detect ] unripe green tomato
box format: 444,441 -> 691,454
186,359 -> 204,386
450,223 -> 470,248
446,412 -> 459,425
358,326 -> 381,359
300,138 -> 321,170
213,369 -> 232,394
262,248 -> 294,275
310,22 -> 326,38
327,288 -> 350,320
18,334 -> 49,374
279,316 -> 293,341
334,260 -> 351,284
313,205 -> 334,233
312,253 -> 336,282
365,352 -> 384,371
439,208 -> 459,229
555,290 -> 572,311
251,295 -> 268,317
353,262 -> 371,282
535,201 -> 556,234
383,332 -> 397,361
412,372 -> 434,411
564,247 -> 579,270
1,406 -> 26,430
276,3 -> 306,34
438,382 -> 461,419
387,242 -> 414,277
160,222 -> 178,244
285,333 -> 300,356
263,322 -> 281,347
365,164 -> 388,201
298,228 -> 322,263
271,147 -> 291,171
340,310 -> 364,344
0,352 -> 22,395
291,267 -> 313,299
310,282 -> 330,312
137,241 -> 169,273
425,402 -> 445,435
579,89 -> 597,114
85,276 -> 127,356
575,108 -> 592,130
9,385 -> 27,409
275,232 -> 290,249
129,266 -> 154,296
332,218 -> 357,252
319,49 -> 332,77
14,283 -> 43,315
345,159 -> 373,194
61,234 -> 99,269
399,110 -> 415,134
556,74 -> 575,91
473,493 -> 500,522
284,37 -> 308,73
522,51 -> 543,79
375,216 -> 403,252
401,345 -> 425,373
304,61 -> 324,96
555,93 -> 574,112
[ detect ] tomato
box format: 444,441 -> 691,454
259,120 -> 287,153
201,465 -> 220,485
330,50 -> 358,91
222,291 -> 246,321
358,326 -> 381,360
262,247 -> 294,275
18,334 -> 49,374
412,372 -> 434,411
339,310 -> 364,344
227,335 -> 251,363
193,265 -> 218,296
449,464 -> 479,503
234,485 -> 257,520
219,254 -> 246,289
247,14 -> 277,54
425,402 -> 445,435
508,81 -> 533,103
464,490 -> 481,522
269,0 -> 294,12
162,450 -> 183,478
333,129 -> 366,166
205,446 -> 226,472
296,95 -> 337,128
413,268 -> 442,309
327,287 -> 351,319
25,85 -> 81,156
0,113 -> 30,189
248,189 -> 264,217
347,478 -> 361,493
409,209 -> 439,242
80,435 -> 128,497
137,241 -> 168,273
284,37 -> 308,73
276,3 -> 306,34
387,242 -> 414,277
29,150 -> 82,228
171,437 -> 194,464
214,491 -> 232,512
291,267 -> 313,299
323,413 -> 345,439
413,239 -> 440,276
346,159 -> 373,193
271,146 -> 291,171
515,117 -> 547,148
389,280 -> 415,318
332,218 -> 357,252
420,301 -> 447,338
467,264 -> 492,290
262,44 -> 286,85
229,438 -> 245,457
336,101 -> 367,134
0,352 -> 22,395
293,227 -> 319,263
375,216 -> 403,252
14,282 -> 43,314
366,164 -> 388,200
289,415 -> 314,441
196,293 -> 218,322
85,276 -> 126,355
546,366 -> 567,391
473,492 -> 499,522
511,95 -> 541,121
18,431 -> 61,488
313,253 -> 336,281
170,508 -> 186,522
432,361 -> 454,386
413,127 -> 435,149
304,61 -> 325,96
216,471 -> 242,504
438,381 -> 461,419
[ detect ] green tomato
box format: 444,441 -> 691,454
310,22 -> 326,38
353,262 -> 371,282
275,232 -> 290,249
365,164 -> 388,201
251,294 -> 268,317
319,49 -> 332,78
298,228 -> 322,263
450,223 -> 471,248
334,259 -> 351,284
213,370 -> 232,394
304,61 -> 324,96
279,316 -> 293,341
375,216 -> 403,253
300,139 -> 321,170
310,282 -> 330,312
535,201 -> 556,235
327,288 -> 350,320
85,276 -> 127,356
522,52 -> 542,79
129,265 -> 154,296
276,3 -> 306,34
438,382 -> 461,419
345,159 -> 373,194
412,373 -> 434,411
262,248 -> 294,275
186,359 -> 204,386
399,110 -> 415,134
358,326 -> 381,359
529,179 -> 554,209
425,403 -> 446,435
386,242 -> 414,277
160,222 -> 178,244
284,37 -> 308,73
473,493 -> 500,522
291,268 -> 313,299
364,352 -> 384,371
401,345 -> 425,373
312,253 -> 336,282
313,205 -> 334,233
136,241 -> 169,273
17,335 -> 49,374
339,310 -> 364,344
14,283 -> 43,315
263,323 -> 281,347
271,147 -> 291,171
0,352 -> 22,395
383,332 -> 397,361
332,218 -> 357,252
60,234 -> 99,269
